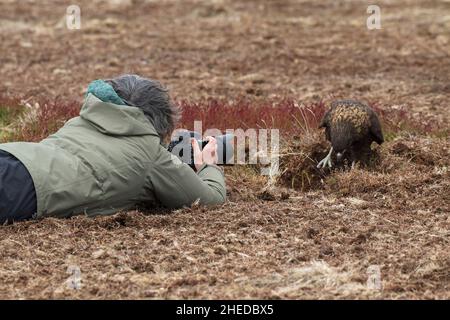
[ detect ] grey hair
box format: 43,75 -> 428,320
105,74 -> 180,139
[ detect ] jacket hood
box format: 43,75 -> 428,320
80,93 -> 158,137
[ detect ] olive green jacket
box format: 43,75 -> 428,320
0,94 -> 226,218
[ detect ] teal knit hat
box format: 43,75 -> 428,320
86,79 -> 126,105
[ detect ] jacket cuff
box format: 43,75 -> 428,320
197,164 -> 224,176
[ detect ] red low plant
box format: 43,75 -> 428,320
178,99 -> 447,139
7,98 -> 80,142
1,94 -> 446,144
177,99 -> 327,137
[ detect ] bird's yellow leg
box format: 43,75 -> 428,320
317,147 -> 333,169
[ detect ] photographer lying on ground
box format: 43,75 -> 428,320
0,74 -> 226,224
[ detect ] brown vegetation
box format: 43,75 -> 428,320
0,0 -> 449,299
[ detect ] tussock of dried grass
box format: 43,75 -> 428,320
277,130 -> 330,191
244,261 -> 372,299
10,99 -> 80,142
389,135 -> 450,167
324,135 -> 450,197
277,129 -> 449,192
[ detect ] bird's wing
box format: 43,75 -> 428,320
319,109 -> 332,141
368,110 -> 384,144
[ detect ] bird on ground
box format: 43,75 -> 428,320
317,100 -> 384,168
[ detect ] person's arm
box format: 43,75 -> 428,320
148,138 -> 226,208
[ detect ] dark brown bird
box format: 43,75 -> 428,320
317,100 -> 384,168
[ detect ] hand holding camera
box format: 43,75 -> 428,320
167,131 -> 234,171
191,136 -> 218,171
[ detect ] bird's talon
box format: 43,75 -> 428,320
317,147 -> 333,169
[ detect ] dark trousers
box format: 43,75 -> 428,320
0,150 -> 37,223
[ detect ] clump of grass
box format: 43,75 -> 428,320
323,134 -> 449,197
225,165 -> 268,202
0,94 -> 80,143
388,135 -> 450,167
274,101 -> 448,191
278,130 -> 330,191
0,96 -> 25,141
7,98 -> 80,142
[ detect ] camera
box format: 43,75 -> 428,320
167,131 -> 234,170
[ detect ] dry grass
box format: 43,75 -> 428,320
0,0 -> 449,300
235,261 -> 373,299
1,94 -> 448,300
278,130 -> 329,191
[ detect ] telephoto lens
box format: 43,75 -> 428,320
167,131 -> 234,170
